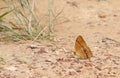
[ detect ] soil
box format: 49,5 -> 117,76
0,0 -> 120,78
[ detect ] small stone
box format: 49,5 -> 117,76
6,66 -> 17,71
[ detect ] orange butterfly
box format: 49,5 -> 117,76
74,35 -> 93,59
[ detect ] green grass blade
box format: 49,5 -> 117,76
0,9 -> 14,19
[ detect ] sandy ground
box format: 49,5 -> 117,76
0,0 -> 120,78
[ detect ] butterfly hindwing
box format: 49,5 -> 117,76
74,35 -> 93,59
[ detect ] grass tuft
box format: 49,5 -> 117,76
0,0 -> 62,41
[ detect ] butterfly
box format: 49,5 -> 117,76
74,35 -> 93,59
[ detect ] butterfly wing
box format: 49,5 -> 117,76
74,35 -> 93,59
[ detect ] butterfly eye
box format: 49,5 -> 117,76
74,35 -> 93,59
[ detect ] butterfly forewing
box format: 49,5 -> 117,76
75,35 -> 93,59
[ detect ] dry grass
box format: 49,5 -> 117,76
0,0 -> 62,41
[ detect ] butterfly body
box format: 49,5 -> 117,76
74,35 -> 93,59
